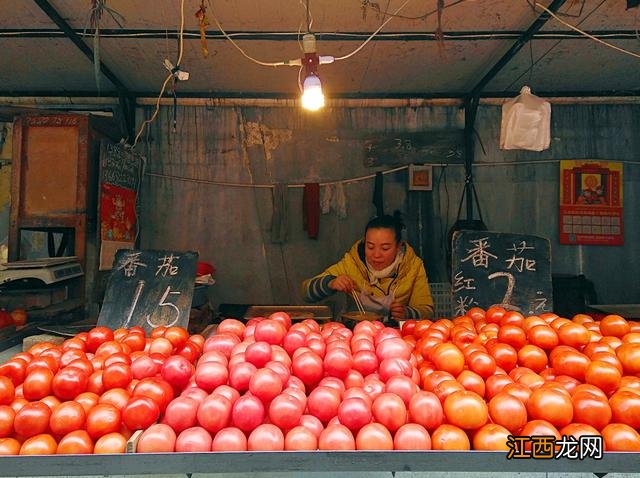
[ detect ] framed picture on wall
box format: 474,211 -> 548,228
408,164 -> 433,191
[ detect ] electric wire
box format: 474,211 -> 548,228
334,0 -> 413,61
132,0 -> 185,148
534,1 -> 640,59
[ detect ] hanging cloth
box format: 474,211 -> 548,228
270,183 -> 288,243
335,182 -> 347,219
373,171 -> 384,217
303,183 -> 320,239
321,184 -> 334,215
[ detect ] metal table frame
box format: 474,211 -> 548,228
0,451 -> 635,476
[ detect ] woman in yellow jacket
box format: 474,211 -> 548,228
302,214 -> 434,322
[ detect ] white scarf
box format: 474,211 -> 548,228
366,249 -> 404,286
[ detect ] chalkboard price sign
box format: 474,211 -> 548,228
451,231 -> 553,317
97,249 -> 199,333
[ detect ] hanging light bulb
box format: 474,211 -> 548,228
301,73 -> 325,111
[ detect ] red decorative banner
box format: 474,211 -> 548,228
559,160 -> 623,246
101,183 -> 136,243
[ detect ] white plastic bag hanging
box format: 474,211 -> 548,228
500,86 -> 551,152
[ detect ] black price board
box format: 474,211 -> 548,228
97,249 -> 199,333
451,231 -> 553,317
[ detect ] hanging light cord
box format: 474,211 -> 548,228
132,0 -> 186,148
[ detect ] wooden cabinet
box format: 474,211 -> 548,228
8,114 -> 119,317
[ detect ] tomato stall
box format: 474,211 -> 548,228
0,308 -> 639,475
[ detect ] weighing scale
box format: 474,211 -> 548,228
0,256 -> 83,287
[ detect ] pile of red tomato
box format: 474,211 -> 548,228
0,307 -> 638,455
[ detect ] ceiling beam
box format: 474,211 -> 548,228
466,0 -> 569,101
32,0 -> 131,97
32,0 -> 135,140
1,89 -> 639,99
2,28 -> 638,41
461,0 -> 568,222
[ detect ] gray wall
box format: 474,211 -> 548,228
138,103 -> 640,314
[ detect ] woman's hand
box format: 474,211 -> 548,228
328,275 -> 357,293
389,302 -> 406,321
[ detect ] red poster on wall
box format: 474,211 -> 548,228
559,160 -> 623,246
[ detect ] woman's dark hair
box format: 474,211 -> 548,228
365,211 -> 405,242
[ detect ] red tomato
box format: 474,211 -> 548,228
130,356 -> 160,380
122,396 -> 160,431
211,427 -> 247,451
519,419 -> 561,446
14,401 -> 51,438
355,423 -> 393,450
160,355 -> 193,389
197,394 -> 232,434
0,405 -> 15,438
56,430 -> 93,454
19,433 -> 57,455
74,392 -> 99,414
601,423 -> 640,451
352,350 -> 379,376
431,424 -> 470,450
584,360 -> 621,393
217,319 -> 246,338
616,343 -> 640,375
137,423 -> 176,452
247,423 -> 284,451
86,403 -> 121,440
86,327 -> 115,354
472,423 -> 511,450
488,392 -> 527,433
49,401 -> 86,437
393,423 -> 431,450
0,377 -> 15,405
231,394 -> 265,432
148,338 -> 173,357
408,391 -> 443,431
600,314 -> 630,337
164,396 -> 199,433
323,348 -> 353,378
526,388 -> 573,428
268,393 -> 304,430
99,387 -> 130,410
94,432 -> 127,453
560,423 -> 600,439
517,344 -> 548,372
22,367 -> 54,401
121,333 -> 146,353
372,392 -> 407,432
318,424 -> 355,450
466,351 -> 497,379
163,327 -> 189,349
212,385 -> 240,405
284,425 -> 318,450
307,386 -> 341,424
609,390 -> 640,429
291,351 -> 324,387
487,343 -> 518,372
444,390 -> 488,430
102,363 -> 133,391
268,311 -> 292,331
132,378 -> 174,412
254,320 -> 286,346
175,426 -> 212,452
337,397 -> 371,432
0,359 -> 27,387
249,368 -> 283,403
0,437 -> 20,455
429,343 -> 464,376
52,367 -> 89,400
484,374 -> 514,400
203,334 -> 241,358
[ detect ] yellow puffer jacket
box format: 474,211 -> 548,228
302,240 -> 434,320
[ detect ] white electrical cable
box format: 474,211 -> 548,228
209,1 -> 296,67
534,1 -> 640,60
132,0 -> 186,149
334,0 -> 413,61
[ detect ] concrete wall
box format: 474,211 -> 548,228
137,102 -> 639,315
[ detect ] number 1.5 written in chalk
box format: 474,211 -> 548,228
124,280 -> 182,328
